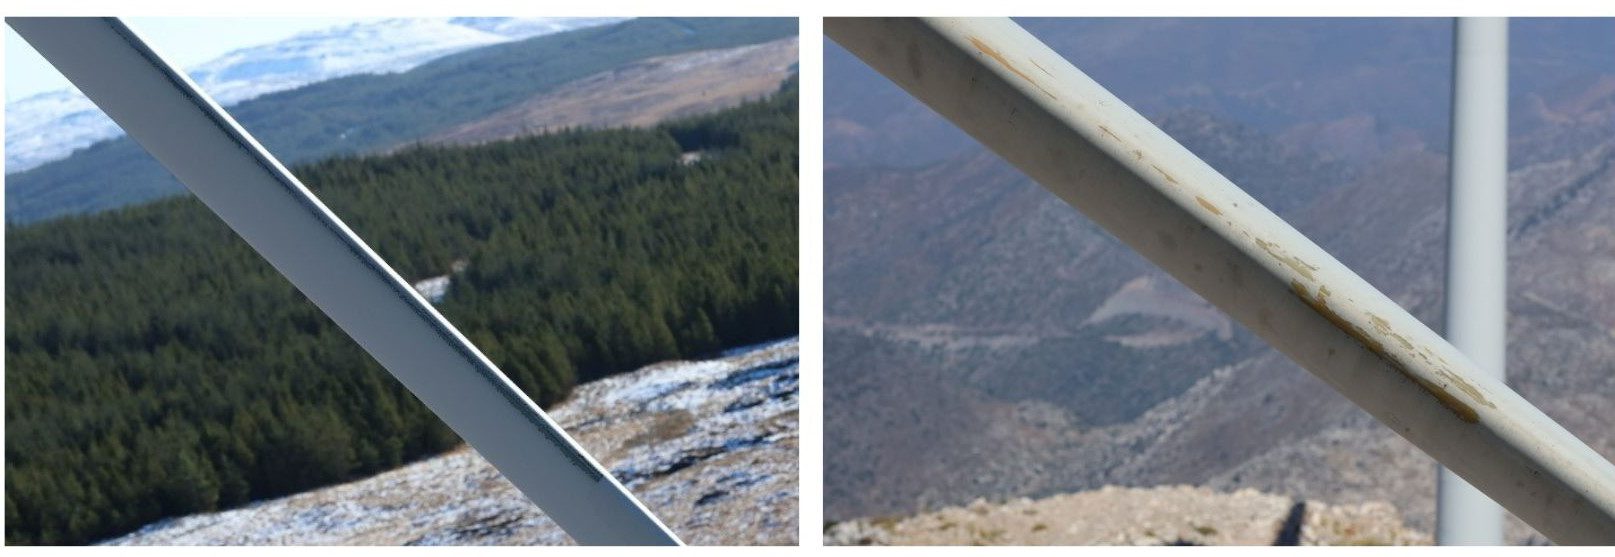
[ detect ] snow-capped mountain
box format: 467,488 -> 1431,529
448,17 -> 625,39
5,17 -> 626,173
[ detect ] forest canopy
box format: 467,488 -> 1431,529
4,82 -> 798,545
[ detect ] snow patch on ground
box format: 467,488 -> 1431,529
412,275 -> 450,303
101,338 -> 798,546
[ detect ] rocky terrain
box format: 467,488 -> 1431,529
101,339 -> 799,546
824,18 -> 1614,545
826,485 -> 1430,546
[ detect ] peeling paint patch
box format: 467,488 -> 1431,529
1258,239 -> 1319,282
1410,373 -> 1482,424
1150,164 -> 1180,186
1369,315 -> 1415,352
1432,367 -> 1494,411
1291,280 -> 1382,356
1290,281 -> 1481,424
967,36 -> 1058,100
1369,316 -> 1495,412
1196,196 -> 1223,216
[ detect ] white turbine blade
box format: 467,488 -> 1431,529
6,17 -> 680,546
827,17 -> 1615,544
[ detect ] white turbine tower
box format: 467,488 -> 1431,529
1439,16 -> 1509,546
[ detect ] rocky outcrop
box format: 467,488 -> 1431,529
825,485 -> 1429,546
104,339 -> 799,546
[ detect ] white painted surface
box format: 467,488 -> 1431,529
1438,17 -> 1510,546
827,17 -> 1615,544
8,17 -> 677,545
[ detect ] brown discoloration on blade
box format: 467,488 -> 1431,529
1150,164 -> 1180,186
1258,239 -> 1319,282
1291,280 -> 1382,356
1433,368 -> 1494,410
1098,125 -> 1122,142
1411,373 -> 1482,424
1196,196 -> 1223,215
1371,315 -> 1390,330
1029,58 -> 1054,76
1369,315 -> 1415,351
1371,316 -> 1495,411
1290,281 -> 1481,424
967,36 -> 1057,100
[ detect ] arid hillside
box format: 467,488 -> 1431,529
826,485 -> 1431,546
426,38 -> 798,146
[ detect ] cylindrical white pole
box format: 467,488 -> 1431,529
1439,16 -> 1510,546
826,17 -> 1615,544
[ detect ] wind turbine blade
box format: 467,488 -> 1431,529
827,17 -> 1615,544
6,17 -> 680,546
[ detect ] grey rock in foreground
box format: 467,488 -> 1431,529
825,484 -> 1429,546
103,339 -> 799,546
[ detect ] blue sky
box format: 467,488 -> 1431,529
6,18 -> 361,101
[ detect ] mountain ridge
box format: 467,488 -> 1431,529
5,17 -> 798,224
5,17 -> 625,173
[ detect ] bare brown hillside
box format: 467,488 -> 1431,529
427,38 -> 797,146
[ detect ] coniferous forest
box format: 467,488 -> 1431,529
4,81 -> 798,545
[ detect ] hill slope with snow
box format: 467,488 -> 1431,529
102,339 -> 799,546
5,17 -> 623,173
4,17 -> 796,224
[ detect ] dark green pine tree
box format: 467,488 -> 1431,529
4,83 -> 797,545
